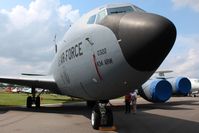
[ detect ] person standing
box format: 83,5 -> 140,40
124,93 -> 131,113
131,90 -> 137,114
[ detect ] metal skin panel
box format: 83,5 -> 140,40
52,24 -> 154,100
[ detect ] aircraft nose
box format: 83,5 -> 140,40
99,13 -> 177,71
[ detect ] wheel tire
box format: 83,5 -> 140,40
91,106 -> 101,130
26,96 -> 32,108
35,96 -> 40,108
106,107 -> 113,127
86,101 -> 96,108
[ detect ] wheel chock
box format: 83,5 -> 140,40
99,126 -> 116,131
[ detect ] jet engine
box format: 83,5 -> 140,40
139,79 -> 172,103
167,77 -> 191,95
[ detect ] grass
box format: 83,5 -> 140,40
0,91 -> 80,106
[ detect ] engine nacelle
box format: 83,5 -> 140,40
167,77 -> 191,95
139,79 -> 172,103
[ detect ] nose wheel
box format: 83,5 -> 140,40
91,101 -> 113,130
26,87 -> 42,108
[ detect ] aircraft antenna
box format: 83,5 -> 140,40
54,35 -> 57,54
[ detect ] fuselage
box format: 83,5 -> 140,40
189,78 -> 199,92
49,3 -> 177,100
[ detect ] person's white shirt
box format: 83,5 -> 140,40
131,91 -> 137,103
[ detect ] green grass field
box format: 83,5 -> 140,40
0,91 -> 80,106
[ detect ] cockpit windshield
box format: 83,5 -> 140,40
133,5 -> 145,13
107,6 -> 134,15
87,5 -> 146,24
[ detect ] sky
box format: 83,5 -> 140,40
0,0 -> 199,78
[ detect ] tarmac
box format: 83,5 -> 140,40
0,96 -> 199,133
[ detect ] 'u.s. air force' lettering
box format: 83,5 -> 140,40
59,42 -> 83,66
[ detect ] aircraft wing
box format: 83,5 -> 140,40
0,75 -> 59,93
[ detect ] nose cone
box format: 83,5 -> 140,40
99,13 -> 177,71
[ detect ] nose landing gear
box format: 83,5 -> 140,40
91,101 -> 113,130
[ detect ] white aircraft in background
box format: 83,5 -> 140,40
10,87 -> 20,93
138,70 -> 192,103
0,3 -> 176,129
12,87 -> 43,94
20,87 -> 32,94
189,78 -> 199,97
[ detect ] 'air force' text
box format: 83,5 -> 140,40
58,42 -> 83,66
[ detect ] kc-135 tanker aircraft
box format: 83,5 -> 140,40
0,3 -> 177,129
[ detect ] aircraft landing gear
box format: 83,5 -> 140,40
26,96 -> 32,108
91,101 -> 113,130
86,100 -> 96,108
26,88 -> 42,108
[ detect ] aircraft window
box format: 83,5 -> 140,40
87,15 -> 96,24
133,6 -> 145,12
96,9 -> 107,23
107,6 -> 134,15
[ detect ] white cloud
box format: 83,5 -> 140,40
0,0 -> 80,76
0,57 -> 51,76
58,5 -> 79,26
159,34 -> 199,78
172,0 -> 199,12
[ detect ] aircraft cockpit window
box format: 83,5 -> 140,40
96,9 -> 107,23
107,6 -> 134,15
133,6 -> 145,13
87,15 -> 96,24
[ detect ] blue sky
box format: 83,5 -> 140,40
1,0 -> 198,34
0,0 -> 199,78
67,0 -> 199,34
